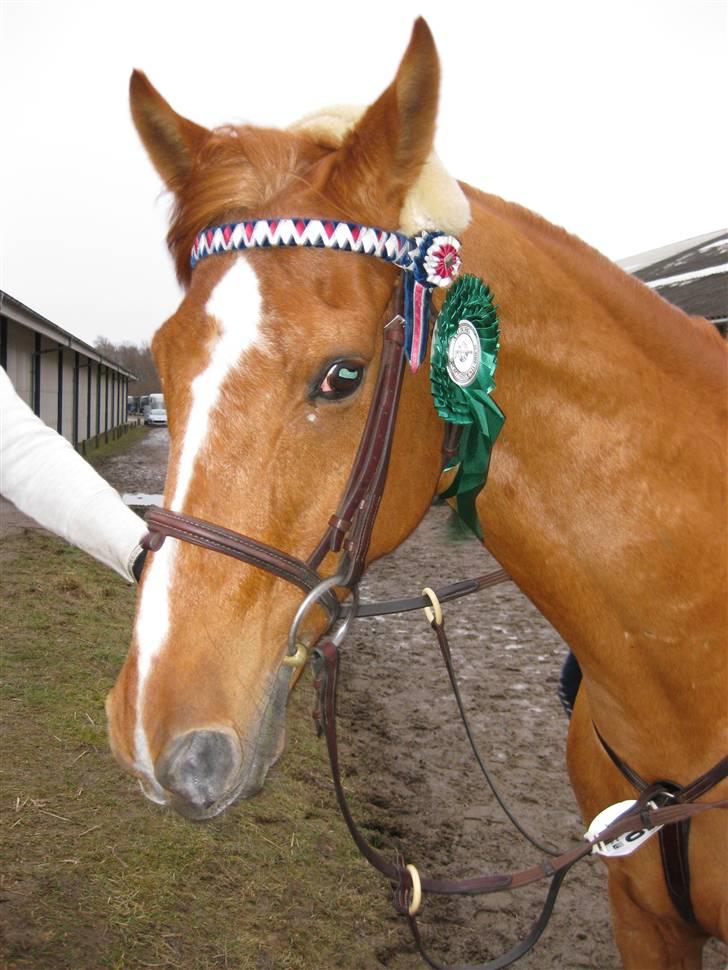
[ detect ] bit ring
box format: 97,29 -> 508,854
286,575 -> 359,663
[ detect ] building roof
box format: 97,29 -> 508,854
619,230 -> 728,322
0,290 -> 136,379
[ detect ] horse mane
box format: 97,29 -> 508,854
468,185 -> 726,382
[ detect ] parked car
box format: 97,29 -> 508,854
141,392 -> 163,415
142,393 -> 165,425
145,407 -> 167,426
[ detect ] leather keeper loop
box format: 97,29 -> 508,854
141,530 -> 166,552
327,516 -> 352,552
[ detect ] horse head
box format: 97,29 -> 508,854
106,20 -> 467,818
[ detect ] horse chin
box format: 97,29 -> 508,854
167,776 -> 263,820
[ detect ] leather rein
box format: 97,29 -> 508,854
140,217 -> 728,969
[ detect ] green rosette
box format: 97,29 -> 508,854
430,273 -> 505,538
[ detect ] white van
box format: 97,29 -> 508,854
144,393 -> 167,426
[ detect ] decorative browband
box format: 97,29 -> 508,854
191,218 -> 459,281
190,217 -> 462,372
189,214 -> 504,537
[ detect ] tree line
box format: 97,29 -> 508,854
94,338 -> 160,396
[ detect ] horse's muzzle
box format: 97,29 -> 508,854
155,728 -> 244,816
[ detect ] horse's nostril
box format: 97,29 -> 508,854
156,730 -> 242,809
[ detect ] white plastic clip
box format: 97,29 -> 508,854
421,587 -> 443,627
406,863 -> 422,916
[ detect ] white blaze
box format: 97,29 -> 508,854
132,259 -> 263,787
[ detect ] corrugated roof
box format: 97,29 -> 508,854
0,290 -> 136,378
620,230 -> 727,320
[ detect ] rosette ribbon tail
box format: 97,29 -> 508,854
403,275 -> 432,373
440,390 -> 505,538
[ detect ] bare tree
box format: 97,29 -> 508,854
94,338 -> 161,396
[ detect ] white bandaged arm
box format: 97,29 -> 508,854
0,367 -> 147,582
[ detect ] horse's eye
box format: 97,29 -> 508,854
316,359 -> 365,400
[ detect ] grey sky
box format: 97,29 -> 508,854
1,0 -> 725,347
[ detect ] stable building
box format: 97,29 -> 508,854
0,290 -> 135,452
619,229 -> 727,335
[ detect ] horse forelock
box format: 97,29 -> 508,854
166,106 -> 472,286
167,126 -> 327,284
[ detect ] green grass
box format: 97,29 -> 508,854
0,532 -> 394,970
84,424 -> 148,468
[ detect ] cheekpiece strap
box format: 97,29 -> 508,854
190,218 -> 461,371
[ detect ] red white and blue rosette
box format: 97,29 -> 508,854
404,233 -> 462,372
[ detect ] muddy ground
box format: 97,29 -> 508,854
10,426 -> 724,969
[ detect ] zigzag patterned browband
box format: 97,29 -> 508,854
191,217 -> 462,371
192,218 -> 413,269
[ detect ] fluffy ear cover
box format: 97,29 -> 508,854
290,104 -> 471,236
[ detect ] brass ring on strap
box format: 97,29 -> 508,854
281,640 -> 310,669
406,863 -> 422,916
421,587 -> 443,626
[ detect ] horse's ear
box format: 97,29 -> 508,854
330,18 -> 440,221
129,70 -> 209,191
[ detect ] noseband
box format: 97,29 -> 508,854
140,215 -> 728,969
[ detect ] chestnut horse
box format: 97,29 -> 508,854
106,19 -> 727,969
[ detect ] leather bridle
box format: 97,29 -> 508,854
142,221 -> 499,665
139,216 -> 728,969
143,285 -> 410,639
141,280 -> 500,656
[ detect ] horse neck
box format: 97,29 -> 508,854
461,187 -> 727,761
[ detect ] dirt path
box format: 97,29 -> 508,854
343,509 -> 614,968
91,426 -> 170,497
78,431 -> 727,967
